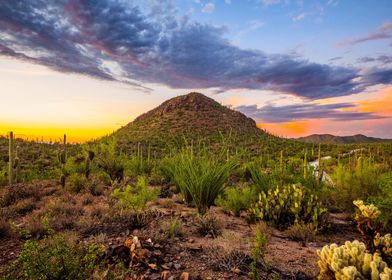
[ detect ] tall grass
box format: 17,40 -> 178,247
168,145 -> 236,214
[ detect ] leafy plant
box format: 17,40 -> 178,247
96,138 -> 126,183
248,184 -> 328,230
112,176 -> 159,211
216,186 -> 255,216
1,235 -> 103,280
250,225 -> 268,280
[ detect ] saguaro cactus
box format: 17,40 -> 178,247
58,134 -> 67,187
14,146 -> 20,183
8,131 -> 14,186
303,149 -> 308,178
318,143 -> 323,182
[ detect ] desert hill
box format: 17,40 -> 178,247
296,134 -> 392,144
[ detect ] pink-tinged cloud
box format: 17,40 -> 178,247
1,0 -> 391,100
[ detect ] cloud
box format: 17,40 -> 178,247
259,0 -> 282,6
225,0 -> 231,4
338,22 -> 392,46
236,102 -> 385,123
357,55 -> 392,65
202,3 -> 215,13
0,0 -> 391,100
329,56 -> 342,61
292,12 -> 306,22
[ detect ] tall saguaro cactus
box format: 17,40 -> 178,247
318,143 -> 323,182
8,131 -> 14,186
58,134 -> 67,187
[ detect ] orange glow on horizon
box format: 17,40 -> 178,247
257,120 -> 323,137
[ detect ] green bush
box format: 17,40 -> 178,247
246,162 -> 277,193
216,186 -> 255,216
169,146 -> 236,214
1,235 -> 104,280
112,176 -> 159,211
248,184 -> 328,230
331,158 -> 382,211
96,138 -> 126,183
66,173 -> 88,193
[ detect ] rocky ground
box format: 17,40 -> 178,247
0,180 -> 360,279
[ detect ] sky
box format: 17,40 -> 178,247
0,0 -> 391,142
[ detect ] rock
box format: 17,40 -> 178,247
174,263 -> 182,270
150,273 -> 161,280
160,271 -> 171,280
161,264 -> 170,270
180,272 -> 189,280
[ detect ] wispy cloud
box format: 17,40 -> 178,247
338,22 -> 392,46
202,3 -> 215,13
236,102 -> 385,123
292,12 -> 306,22
357,55 -> 392,65
0,0 -> 391,100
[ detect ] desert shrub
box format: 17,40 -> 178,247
250,225 -> 269,280
246,162 -> 277,193
126,155 -> 154,177
21,214 -> 51,239
169,146 -> 236,214
10,197 -> 37,216
208,247 -> 252,273
112,176 -> 159,211
66,173 -> 88,193
248,184 -> 328,230
0,218 -> 12,239
96,138 -> 126,183
284,223 -> 316,242
195,214 -> 222,238
216,186 -> 254,216
162,217 -> 183,238
0,184 -> 40,207
1,235 -> 103,280
331,158 -> 383,211
317,240 -> 392,280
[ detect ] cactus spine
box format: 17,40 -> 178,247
58,134 -> 67,187
8,131 -> 14,186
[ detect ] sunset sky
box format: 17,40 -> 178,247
1,0 -> 391,142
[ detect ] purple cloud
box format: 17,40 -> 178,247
0,0 -> 391,100
236,102 -> 385,123
338,22 -> 392,46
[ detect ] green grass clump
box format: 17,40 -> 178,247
216,186 -> 255,216
112,176 -> 159,211
168,146 -> 236,214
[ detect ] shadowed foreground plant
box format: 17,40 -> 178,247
169,146 -> 236,214
1,235 -> 104,280
112,176 -> 159,211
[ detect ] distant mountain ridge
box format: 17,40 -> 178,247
296,134 -> 392,144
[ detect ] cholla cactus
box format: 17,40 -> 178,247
248,184 -> 328,230
353,200 -> 381,250
354,200 -> 381,220
317,240 -> 392,280
374,233 -> 392,265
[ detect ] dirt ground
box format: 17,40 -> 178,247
0,180 -> 361,279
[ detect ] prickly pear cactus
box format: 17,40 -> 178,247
317,240 -> 392,280
248,184 -> 328,230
